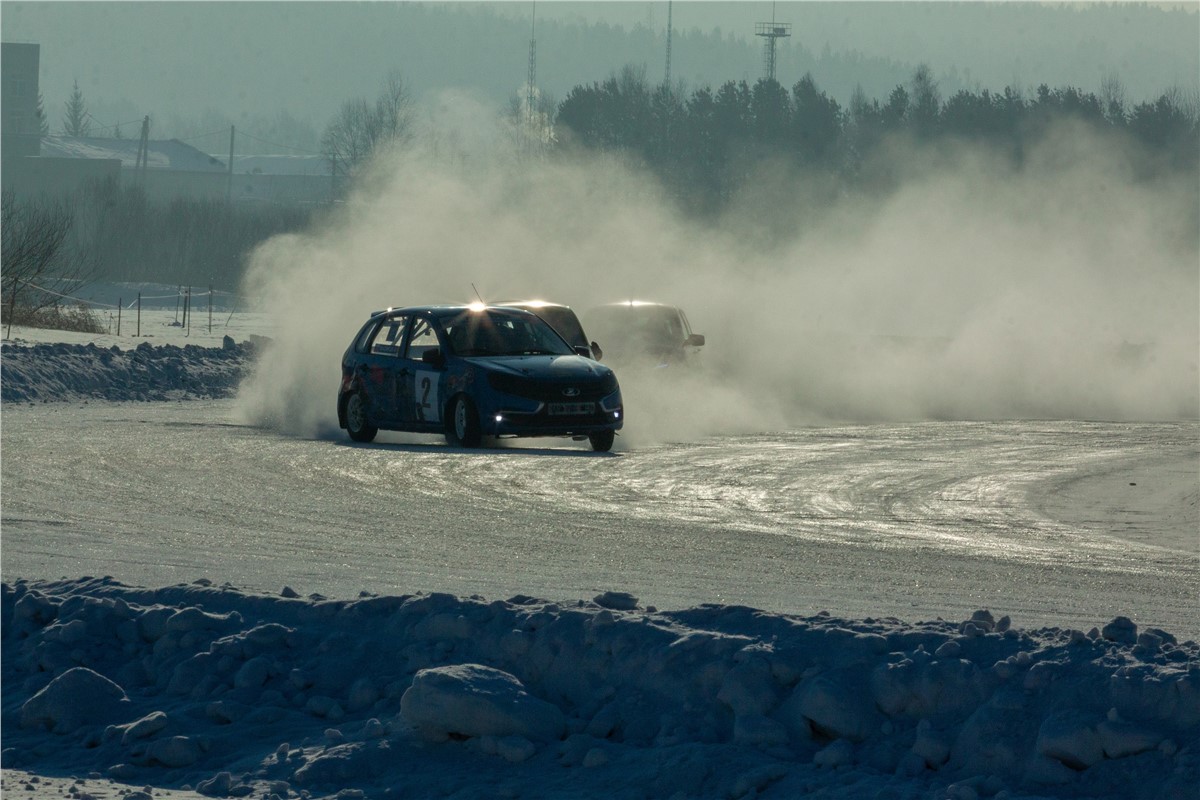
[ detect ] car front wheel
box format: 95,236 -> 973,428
448,394 -> 482,448
345,390 -> 378,443
588,429 -> 615,452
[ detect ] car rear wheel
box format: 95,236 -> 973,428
345,390 -> 378,443
588,430 -> 615,452
448,394 -> 482,448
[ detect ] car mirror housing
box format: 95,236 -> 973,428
686,334 -> 705,347
422,348 -> 445,368
590,341 -> 603,361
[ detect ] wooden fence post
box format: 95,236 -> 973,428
5,281 -> 19,340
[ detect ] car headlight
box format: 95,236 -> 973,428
600,389 -> 622,412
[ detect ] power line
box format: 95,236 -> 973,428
174,128 -> 232,145
234,129 -> 324,155
83,113 -> 148,136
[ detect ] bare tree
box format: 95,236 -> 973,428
909,64 -> 941,136
1100,72 -> 1127,125
321,70 -> 414,174
2,191 -> 72,335
62,80 -> 91,137
36,93 -> 49,136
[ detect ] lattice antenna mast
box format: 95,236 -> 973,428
664,0 -> 673,90
526,2 -> 537,130
755,3 -> 791,83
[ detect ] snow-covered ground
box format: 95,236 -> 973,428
1,283 -> 269,403
2,296 -> 1198,800
3,578 -> 1198,800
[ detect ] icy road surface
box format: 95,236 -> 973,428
2,401 -> 1196,639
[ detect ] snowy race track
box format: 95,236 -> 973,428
3,400 -> 1196,640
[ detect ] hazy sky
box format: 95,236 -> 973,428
3,1 -> 1197,144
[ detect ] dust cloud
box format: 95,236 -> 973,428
236,104 -> 1199,446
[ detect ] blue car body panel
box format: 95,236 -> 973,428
338,305 -> 623,443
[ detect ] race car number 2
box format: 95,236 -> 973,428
413,370 -> 441,423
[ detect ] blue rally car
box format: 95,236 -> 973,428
338,304 -> 624,451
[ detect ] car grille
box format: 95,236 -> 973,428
488,371 -> 617,402
502,407 -> 619,430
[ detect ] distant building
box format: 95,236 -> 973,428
40,135 -> 228,172
1,42 -> 42,161
2,41 -> 335,205
219,153 -> 336,205
5,135 -> 224,200
6,135 -> 337,204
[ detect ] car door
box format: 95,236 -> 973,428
357,314 -> 411,425
397,313 -> 444,430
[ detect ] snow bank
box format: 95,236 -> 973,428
0,339 -> 256,404
3,578 -> 1197,800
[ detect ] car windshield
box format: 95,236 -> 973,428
441,309 -> 575,357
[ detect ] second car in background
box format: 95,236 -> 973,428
583,301 -> 704,368
497,300 -> 603,361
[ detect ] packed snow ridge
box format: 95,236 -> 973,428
0,338 -> 255,404
3,578 -> 1197,800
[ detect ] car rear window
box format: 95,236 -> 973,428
366,316 -> 409,356
528,306 -> 587,348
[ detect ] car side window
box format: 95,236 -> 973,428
367,316 -> 409,356
403,316 -> 441,361
664,312 -> 684,340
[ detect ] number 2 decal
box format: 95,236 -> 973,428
413,371 -> 440,423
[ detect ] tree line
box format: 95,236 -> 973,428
553,65 -> 1200,214
6,64 -> 1196,332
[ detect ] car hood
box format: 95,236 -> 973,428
468,355 -> 612,381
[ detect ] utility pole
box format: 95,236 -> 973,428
526,2 -> 537,134
664,0 -> 673,90
755,3 -> 791,83
226,125 -> 235,203
135,115 -> 150,184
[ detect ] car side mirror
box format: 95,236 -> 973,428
686,333 -> 705,347
422,348 -> 445,368
590,341 -> 603,361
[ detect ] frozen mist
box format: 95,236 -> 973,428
235,115 -> 1199,445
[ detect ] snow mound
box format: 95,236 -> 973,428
3,578 -> 1197,799
0,339 -> 255,403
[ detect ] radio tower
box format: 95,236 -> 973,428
664,0 -> 673,90
526,2 -> 537,131
755,3 -> 791,83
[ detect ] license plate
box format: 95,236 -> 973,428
548,402 -> 595,416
